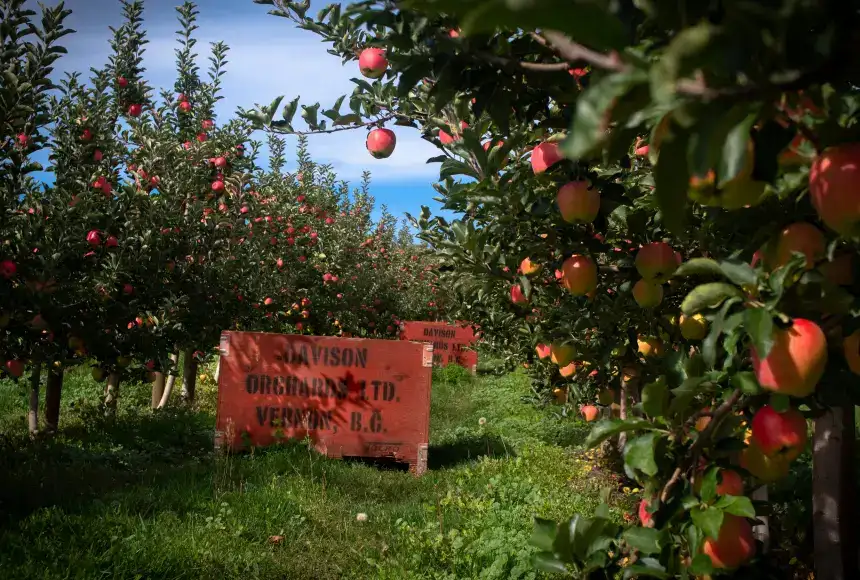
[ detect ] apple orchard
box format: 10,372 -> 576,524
4,0 -> 860,578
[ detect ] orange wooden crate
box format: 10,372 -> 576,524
215,331 -> 433,474
399,321 -> 478,372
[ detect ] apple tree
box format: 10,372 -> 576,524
248,0 -> 860,577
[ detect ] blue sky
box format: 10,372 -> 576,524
45,0 -> 450,224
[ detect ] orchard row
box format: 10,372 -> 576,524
0,1 -> 447,426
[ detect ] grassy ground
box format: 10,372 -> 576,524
0,362 -> 631,580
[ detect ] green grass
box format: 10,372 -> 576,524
0,363 -> 629,580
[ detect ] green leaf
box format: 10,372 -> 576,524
744,308 -> 774,360
699,466 -> 719,502
642,376 -> 669,418
407,0 -> 628,51
689,554 -> 714,576
718,112 -> 758,187
717,259 -> 758,287
674,258 -> 724,279
563,71 -> 648,160
653,124 -> 691,234
731,371 -> 762,395
531,518 -> 558,552
622,527 -> 667,555
650,23 -> 719,102
533,552 -> 568,573
769,392 -> 790,413
624,432 -> 660,477
691,506 -> 724,540
585,418 -> 658,448
714,495 -> 756,518
622,559 -> 670,579
681,283 -> 743,315
282,96 -> 300,124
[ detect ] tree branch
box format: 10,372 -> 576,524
534,29 -> 841,103
659,389 -> 742,503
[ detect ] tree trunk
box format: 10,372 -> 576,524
28,362 -> 42,436
617,375 -> 630,452
44,366 -> 63,433
151,372 -> 165,409
158,350 -> 179,408
751,485 -> 770,553
813,406 -> 858,580
181,348 -> 197,404
104,371 -> 121,417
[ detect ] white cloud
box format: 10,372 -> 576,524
60,17 -> 441,183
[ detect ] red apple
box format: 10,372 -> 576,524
179,100 -> 192,113
117,76 -> 128,88
773,222 -> 825,270
86,230 -> 101,246
127,103 -> 142,117
211,180 -> 225,192
510,284 -> 528,305
93,149 -> 103,162
702,515 -> 755,569
213,156 -> 227,168
535,343 -> 551,359
638,498 -> 655,526
530,141 -> 563,174
635,242 -> 677,281
560,254 -> 597,296
750,405 -> 807,461
123,284 -> 134,295
809,143 -> 860,236
580,405 -> 598,421
366,128 -> 396,159
519,257 -> 541,276
559,362 -> 577,378
0,259 -> 16,279
752,318 -> 826,397
5,360 -> 25,378
557,181 -> 599,223
201,119 -> 214,130
105,236 -> 118,248
358,47 -> 388,79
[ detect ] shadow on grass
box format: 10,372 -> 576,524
0,406 -> 215,527
429,433 -> 513,469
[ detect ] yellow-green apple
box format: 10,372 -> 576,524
557,181 -> 599,223
633,279 -> 663,308
550,342 -> 576,366
680,313 -> 708,340
637,336 -> 664,357
598,388 -> 614,405
751,318 -> 826,397
740,440 -> 791,482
